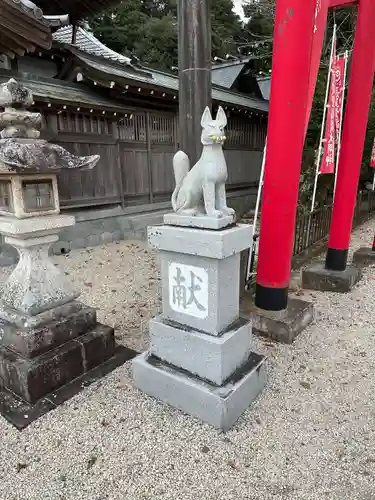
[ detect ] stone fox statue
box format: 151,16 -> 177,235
171,106 -> 235,219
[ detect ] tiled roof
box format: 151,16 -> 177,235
12,0 -> 48,22
54,26 -> 131,64
52,27 -> 268,112
72,50 -> 268,112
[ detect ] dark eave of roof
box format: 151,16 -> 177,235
60,49 -> 268,113
0,0 -> 52,58
34,0 -> 122,20
0,69 -> 129,111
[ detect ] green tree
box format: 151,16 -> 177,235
91,0 -> 246,69
211,0 -> 244,59
241,1 -> 274,73
91,0 -> 148,56
134,14 -> 178,70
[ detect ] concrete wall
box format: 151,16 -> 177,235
0,186 -> 258,264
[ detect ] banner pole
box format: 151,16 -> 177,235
246,139 -> 267,287
310,23 -> 337,215
307,23 -> 337,243
334,50 -> 349,199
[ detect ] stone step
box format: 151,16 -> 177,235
0,302 -> 97,358
133,351 -> 267,431
0,323 -> 115,404
149,315 -> 252,386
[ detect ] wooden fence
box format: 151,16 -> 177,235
41,109 -> 267,210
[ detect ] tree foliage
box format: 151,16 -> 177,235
91,0 -> 246,69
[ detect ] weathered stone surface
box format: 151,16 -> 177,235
0,213 -> 75,238
77,324 -> 115,372
148,223 -> 252,259
352,247 -> 375,268
133,351 -> 267,431
7,173 -> 60,219
0,138 -> 100,172
242,297 -> 314,344
0,298 -> 83,330
301,262 -> 362,293
149,316 -> 252,385
0,339 -> 83,403
0,79 -> 99,172
0,302 -> 97,358
164,212 -> 235,230
0,215 -> 79,316
0,388 -> 56,430
0,345 -> 137,430
0,323 -> 116,404
0,78 -> 33,108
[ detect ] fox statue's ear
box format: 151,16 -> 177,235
216,106 -> 227,128
201,106 -> 212,128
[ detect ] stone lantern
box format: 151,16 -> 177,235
0,79 -> 129,428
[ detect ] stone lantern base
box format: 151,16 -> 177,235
0,215 -> 135,429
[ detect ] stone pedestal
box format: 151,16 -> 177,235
352,247 -> 375,268
133,222 -> 266,431
301,262 -> 362,293
241,296 -> 314,344
0,215 -> 134,428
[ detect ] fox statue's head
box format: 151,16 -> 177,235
200,106 -> 227,146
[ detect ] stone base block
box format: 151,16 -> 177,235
163,213 -> 235,230
149,224 -> 252,336
301,262 -> 362,293
352,247 -> 375,268
133,351 -> 266,431
0,345 -> 137,430
0,302 -> 97,357
150,316 -> 252,385
242,297 -> 314,344
0,324 -> 115,403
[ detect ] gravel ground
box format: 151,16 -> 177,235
1,222 -> 375,500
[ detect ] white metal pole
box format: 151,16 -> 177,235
246,139 -> 267,285
372,170 -> 375,191
253,138 -> 267,236
310,24 -> 337,214
334,50 -> 349,198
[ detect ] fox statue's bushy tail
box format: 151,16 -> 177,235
171,150 -> 190,212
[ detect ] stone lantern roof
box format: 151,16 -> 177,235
0,78 -> 100,173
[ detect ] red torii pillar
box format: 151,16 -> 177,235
251,0 -> 375,341
254,0 -> 318,313
325,0 -> 375,274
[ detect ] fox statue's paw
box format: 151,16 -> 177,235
206,209 -> 223,218
179,208 -> 199,216
221,207 -> 235,217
